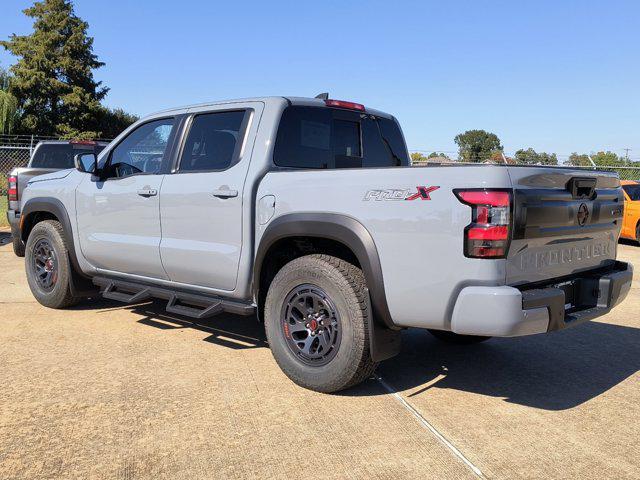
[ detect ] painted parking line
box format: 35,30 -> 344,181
376,374 -> 485,478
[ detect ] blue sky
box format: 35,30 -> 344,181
1,0 -> 639,160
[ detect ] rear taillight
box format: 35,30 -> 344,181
455,189 -> 511,258
7,175 -> 18,202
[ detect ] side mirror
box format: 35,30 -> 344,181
74,153 -> 97,174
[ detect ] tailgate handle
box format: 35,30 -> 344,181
567,177 -> 596,199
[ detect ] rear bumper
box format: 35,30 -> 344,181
451,261 -> 633,337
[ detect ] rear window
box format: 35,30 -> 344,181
623,184 -> 640,201
273,106 -> 409,169
30,143 -> 106,169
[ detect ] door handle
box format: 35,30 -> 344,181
212,188 -> 238,199
137,188 -> 157,197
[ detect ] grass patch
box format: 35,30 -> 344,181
0,196 -> 8,228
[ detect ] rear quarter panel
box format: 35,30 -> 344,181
256,165 -> 512,329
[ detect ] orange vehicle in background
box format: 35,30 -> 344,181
621,180 -> 640,243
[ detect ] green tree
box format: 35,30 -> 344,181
514,148 -> 558,165
1,0 -> 107,137
568,152 -> 592,166
428,151 -> 450,159
0,67 -> 20,134
410,152 -> 428,163
567,151 -> 625,167
97,107 -> 138,139
411,152 -> 452,164
590,151 -> 626,166
454,130 -> 502,162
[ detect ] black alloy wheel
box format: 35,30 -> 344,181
281,284 -> 342,366
31,238 -> 58,291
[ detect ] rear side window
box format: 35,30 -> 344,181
273,106 -> 409,169
179,111 -> 246,172
30,143 -> 106,169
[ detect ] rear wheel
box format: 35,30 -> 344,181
12,234 -> 25,257
264,254 -> 377,393
428,329 -> 491,344
636,222 -> 640,244
25,220 -> 80,309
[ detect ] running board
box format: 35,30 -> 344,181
93,276 -> 255,318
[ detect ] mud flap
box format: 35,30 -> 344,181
365,287 -> 402,362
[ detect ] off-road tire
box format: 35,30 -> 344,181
25,220 -> 80,309
12,234 -> 25,257
428,329 -> 491,344
264,254 -> 377,393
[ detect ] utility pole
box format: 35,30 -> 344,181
623,148 -> 631,162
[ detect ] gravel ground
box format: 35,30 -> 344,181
0,229 -> 638,479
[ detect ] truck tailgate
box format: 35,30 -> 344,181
506,167 -> 623,285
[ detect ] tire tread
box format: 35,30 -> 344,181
25,220 -> 79,309
265,254 -> 377,392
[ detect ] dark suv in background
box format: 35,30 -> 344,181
6,140 -> 107,256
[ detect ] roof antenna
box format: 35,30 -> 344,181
315,92 -> 329,100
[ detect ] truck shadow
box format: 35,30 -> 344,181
0,232 -> 12,245
74,298 -> 640,411
371,321 -> 640,410
129,300 -> 268,349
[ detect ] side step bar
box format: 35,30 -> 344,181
93,276 -> 255,319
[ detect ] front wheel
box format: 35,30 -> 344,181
264,254 -> 377,393
25,220 -> 79,309
428,329 -> 491,344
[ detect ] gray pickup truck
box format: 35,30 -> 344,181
6,140 -> 107,256
17,96 -> 633,392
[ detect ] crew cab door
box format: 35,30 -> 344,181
159,103 -> 262,291
75,117 -> 179,279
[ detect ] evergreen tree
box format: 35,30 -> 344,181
0,0 -> 107,137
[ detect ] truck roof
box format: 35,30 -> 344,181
147,96 -> 394,120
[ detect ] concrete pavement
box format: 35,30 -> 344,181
1,230 -> 638,479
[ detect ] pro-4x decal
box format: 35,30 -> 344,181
363,186 -> 440,201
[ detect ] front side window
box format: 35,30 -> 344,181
108,118 -> 175,177
179,111 -> 246,172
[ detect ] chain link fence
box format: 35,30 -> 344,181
410,150 -> 640,181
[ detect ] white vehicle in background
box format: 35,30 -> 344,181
15,95 -> 633,392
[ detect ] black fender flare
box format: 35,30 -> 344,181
254,213 -> 401,362
20,197 -> 97,296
